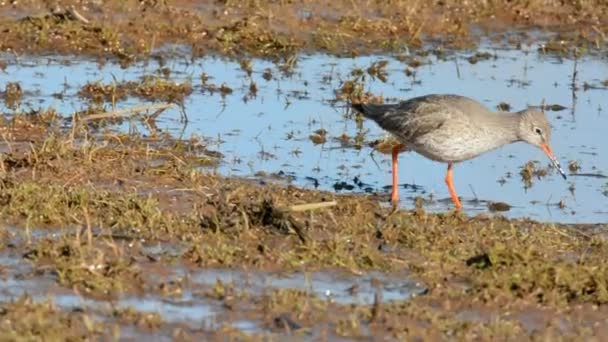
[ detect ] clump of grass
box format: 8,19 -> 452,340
3,82 -> 23,109
309,128 -> 327,145
112,307 -> 162,329
0,0 -> 605,63
467,51 -> 494,64
239,58 -> 253,76
202,82 -> 234,97
79,75 -> 192,105
78,81 -> 129,104
8,12 -> 135,63
134,75 -> 192,103
384,211 -> 608,305
25,237 -> 144,296
212,19 -> 299,57
0,296 -> 103,339
366,60 -> 389,82
519,161 -> 548,188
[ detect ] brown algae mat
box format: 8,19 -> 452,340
0,0 -> 607,61
0,110 -> 606,340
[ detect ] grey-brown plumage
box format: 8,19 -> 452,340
352,95 -> 490,147
352,94 -> 562,166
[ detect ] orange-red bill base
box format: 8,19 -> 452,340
540,143 -> 567,179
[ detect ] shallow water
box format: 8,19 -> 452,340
190,268 -> 425,305
0,253 -> 213,325
1,44 -> 607,223
0,250 -> 422,337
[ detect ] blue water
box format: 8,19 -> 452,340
1,45 -> 607,223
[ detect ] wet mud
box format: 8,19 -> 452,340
0,1 -> 607,340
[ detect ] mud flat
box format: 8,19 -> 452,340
0,0 -> 607,340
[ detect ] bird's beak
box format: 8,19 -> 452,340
540,143 -> 567,179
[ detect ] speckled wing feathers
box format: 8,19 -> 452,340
352,95 -> 465,142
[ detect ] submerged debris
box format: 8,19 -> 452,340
79,76 -> 192,104
3,82 -> 23,109
519,161 -> 549,188
367,60 -> 389,82
541,103 -> 568,111
488,201 -> 511,212
309,128 -> 327,145
467,51 -> 494,64
568,160 -> 581,173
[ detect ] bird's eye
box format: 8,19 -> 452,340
534,127 -> 543,135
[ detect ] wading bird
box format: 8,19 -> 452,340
352,94 -> 566,208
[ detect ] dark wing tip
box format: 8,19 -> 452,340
350,102 -> 402,123
351,103 -> 365,114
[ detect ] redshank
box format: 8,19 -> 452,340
352,94 -> 567,208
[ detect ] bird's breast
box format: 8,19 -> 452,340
410,126 -> 512,162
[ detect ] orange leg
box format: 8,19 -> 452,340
445,162 -> 462,209
391,146 -> 401,204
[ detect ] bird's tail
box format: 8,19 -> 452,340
351,103 -> 399,121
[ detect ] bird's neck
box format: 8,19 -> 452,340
490,112 -> 523,144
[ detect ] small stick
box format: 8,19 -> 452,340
83,206 -> 93,247
79,103 -> 173,122
454,59 -> 461,80
468,184 -> 479,203
571,50 -> 579,118
67,7 -> 90,24
287,200 -> 337,212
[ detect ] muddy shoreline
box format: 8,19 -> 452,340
0,1 -> 607,340
0,0 -> 606,62
0,110 -> 605,339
